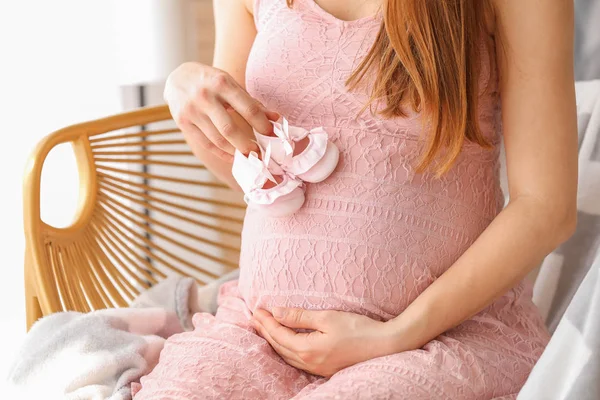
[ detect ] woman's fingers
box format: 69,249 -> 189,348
206,102 -> 259,155
187,94 -> 237,155
193,82 -> 261,154
165,63 -> 278,160
212,73 -> 276,136
272,308 -> 328,331
252,319 -> 305,368
253,309 -> 316,353
173,67 -> 278,156
179,120 -> 233,162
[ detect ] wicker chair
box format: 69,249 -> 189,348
23,105 -> 245,330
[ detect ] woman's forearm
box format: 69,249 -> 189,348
383,196 -> 576,353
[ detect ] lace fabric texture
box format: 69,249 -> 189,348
133,1 -> 550,398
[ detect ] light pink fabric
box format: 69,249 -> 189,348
134,0 -> 550,398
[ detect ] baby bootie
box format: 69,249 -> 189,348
254,118 -> 339,183
231,147 -> 305,217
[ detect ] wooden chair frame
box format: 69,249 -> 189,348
23,105 -> 244,329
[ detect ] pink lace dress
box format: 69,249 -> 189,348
134,0 -> 550,398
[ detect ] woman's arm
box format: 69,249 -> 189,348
384,0 -> 578,352
213,0 -> 256,86
165,0 -> 267,189
189,0 -> 258,188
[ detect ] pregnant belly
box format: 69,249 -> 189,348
237,201 -> 482,321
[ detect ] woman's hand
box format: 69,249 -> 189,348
251,308 -> 396,377
164,62 -> 279,162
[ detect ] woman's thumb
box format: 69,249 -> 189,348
272,308 -> 319,330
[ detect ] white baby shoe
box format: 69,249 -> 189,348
231,146 -> 305,217
254,118 -> 339,183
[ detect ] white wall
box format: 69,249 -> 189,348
0,1 -> 123,380
0,0 -> 205,383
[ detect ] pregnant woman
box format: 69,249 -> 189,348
135,0 -> 577,398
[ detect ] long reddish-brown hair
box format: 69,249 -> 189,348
288,0 -> 493,175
